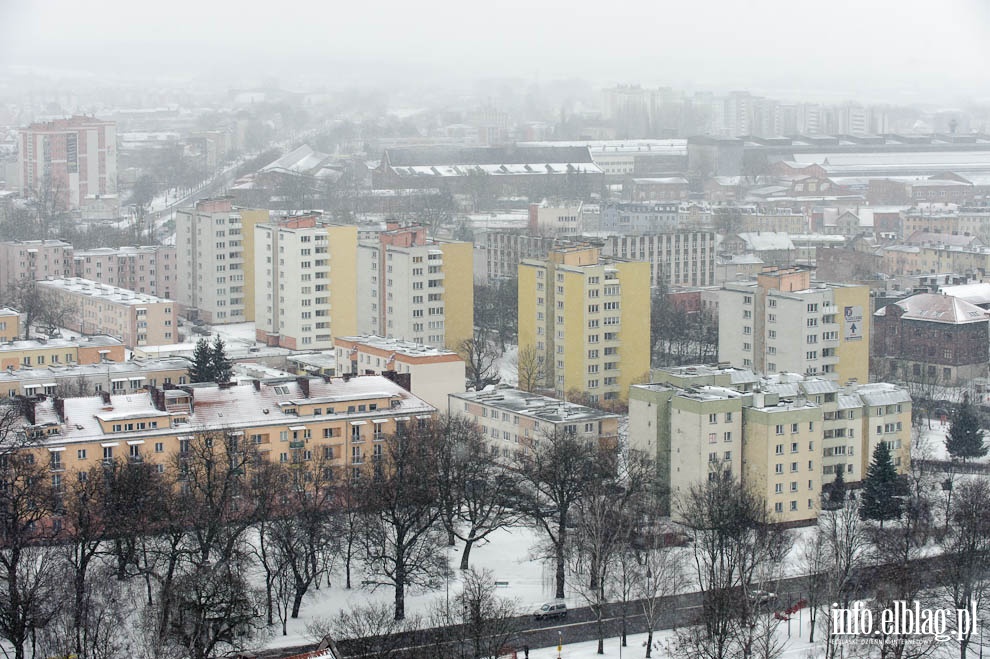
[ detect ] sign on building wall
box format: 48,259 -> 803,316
844,305 -> 863,341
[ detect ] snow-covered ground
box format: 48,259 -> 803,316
262,525 -> 559,649
211,321 -> 261,346
498,343 -> 519,387
917,417 -> 990,464
527,626 -> 819,659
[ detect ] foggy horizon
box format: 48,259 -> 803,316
3,0 -> 989,108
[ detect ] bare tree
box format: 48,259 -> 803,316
0,429 -> 60,659
309,601 -> 421,659
461,334 -> 502,391
433,415 -> 522,569
359,423 -> 446,620
675,471 -> 790,659
513,426 -> 609,600
632,537 -> 688,658
35,288 -> 77,338
938,479 -> 990,659
453,568 -> 521,659
515,344 -> 547,393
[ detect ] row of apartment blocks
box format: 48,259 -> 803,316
0,241 -> 176,298
177,199 -> 473,351
14,374 -> 436,482
629,365 -> 911,525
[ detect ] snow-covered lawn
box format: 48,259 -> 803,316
211,321 -> 261,346
262,525 -> 559,649
917,418 -> 990,464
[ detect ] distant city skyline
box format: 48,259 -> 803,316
2,0 -> 989,107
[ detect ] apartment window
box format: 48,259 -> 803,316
791,462 -> 798,472
790,501 -> 798,512
77,449 -> 87,460
775,463 -> 783,474
775,483 -> 783,494
708,433 -> 717,444
791,423 -> 799,434
708,413 -> 718,424
723,431 -> 732,442
790,481 -> 798,492
775,424 -> 784,435
775,444 -> 783,455
775,502 -> 784,513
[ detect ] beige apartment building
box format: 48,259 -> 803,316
72,245 -> 178,298
0,335 -> 124,371
36,278 -> 177,348
13,375 -> 435,483
450,387 -> 621,459
0,356 -> 189,398
356,224 -> 473,350
334,335 -> 465,411
175,197 -> 268,323
629,365 -> 911,524
254,214 -> 358,350
0,240 -> 74,289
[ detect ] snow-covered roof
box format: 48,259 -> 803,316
30,375 -> 434,446
452,387 -> 619,424
874,293 -> 989,324
733,232 -> 796,251
938,282 -> 990,306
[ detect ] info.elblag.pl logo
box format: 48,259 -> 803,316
832,601 -> 978,642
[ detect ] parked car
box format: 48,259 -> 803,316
533,601 -> 568,620
747,590 -> 777,605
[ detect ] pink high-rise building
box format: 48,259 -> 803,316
18,116 -> 117,210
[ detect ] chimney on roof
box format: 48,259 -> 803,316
252,379 -> 261,391
342,373 -> 351,383
54,397 -> 65,422
296,377 -> 310,398
100,391 -> 111,405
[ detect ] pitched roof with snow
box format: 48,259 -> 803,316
874,293 -> 990,324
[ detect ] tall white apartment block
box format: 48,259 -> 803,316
355,224 -> 473,351
254,215 -> 357,350
175,198 -> 267,324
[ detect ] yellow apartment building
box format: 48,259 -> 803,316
629,366 -> 912,524
519,244 -> 650,404
0,308 -> 20,341
0,356 -> 190,398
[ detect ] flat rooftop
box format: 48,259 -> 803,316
452,387 -> 620,423
37,278 -> 174,305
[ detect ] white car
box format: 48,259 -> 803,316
533,601 -> 568,620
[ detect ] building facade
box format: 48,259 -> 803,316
0,335 -> 124,371
518,244 -> 650,403
597,231 -> 716,288
0,308 -> 19,342
18,116 -> 117,210
254,215 -> 358,350
36,278 -> 177,348
334,335 -> 465,411
872,293 -> 990,385
0,240 -> 74,289
72,245 -> 178,298
718,267 -> 870,384
356,224 -> 473,350
629,366 -> 911,524
450,387 -> 620,459
175,198 -> 268,324
0,356 -> 189,398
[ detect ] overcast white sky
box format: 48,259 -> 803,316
2,0 -> 988,103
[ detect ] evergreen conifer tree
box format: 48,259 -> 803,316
859,441 -> 907,527
210,335 -> 233,383
946,394 -> 987,461
828,467 -> 846,506
189,337 -> 214,383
